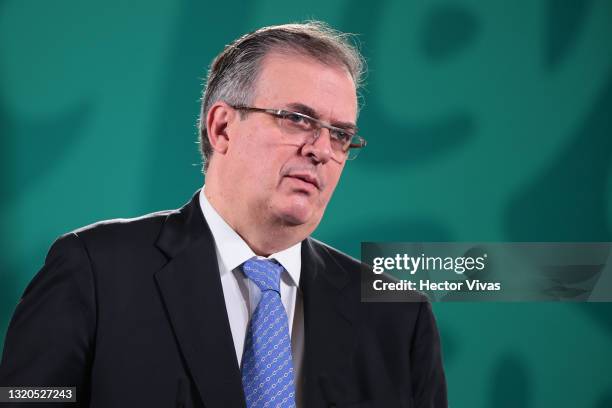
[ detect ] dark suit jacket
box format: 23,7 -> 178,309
0,191 -> 447,407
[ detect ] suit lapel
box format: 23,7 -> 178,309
300,238 -> 359,406
154,192 -> 246,407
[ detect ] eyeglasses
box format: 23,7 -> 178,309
231,105 -> 366,161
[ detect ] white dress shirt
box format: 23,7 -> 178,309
199,188 -> 304,404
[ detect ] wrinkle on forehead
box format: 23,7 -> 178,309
253,52 -> 358,124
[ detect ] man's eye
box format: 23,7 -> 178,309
281,112 -> 315,131
331,130 -> 352,143
285,113 -> 306,124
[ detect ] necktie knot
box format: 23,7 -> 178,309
241,258 -> 283,294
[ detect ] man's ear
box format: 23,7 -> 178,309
206,101 -> 235,154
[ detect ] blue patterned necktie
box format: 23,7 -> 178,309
241,258 -> 296,408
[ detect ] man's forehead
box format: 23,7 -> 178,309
253,52 -> 358,122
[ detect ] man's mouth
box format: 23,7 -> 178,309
285,173 -> 321,190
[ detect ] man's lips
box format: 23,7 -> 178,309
285,173 -> 321,190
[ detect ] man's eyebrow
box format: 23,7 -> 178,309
285,102 -> 357,130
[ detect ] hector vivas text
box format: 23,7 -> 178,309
371,253 -> 501,293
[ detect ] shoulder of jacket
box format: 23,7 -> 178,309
307,237 -> 361,272
59,208 -> 178,248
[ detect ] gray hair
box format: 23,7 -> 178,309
197,21 -> 366,172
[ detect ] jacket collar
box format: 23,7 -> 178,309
155,191 -> 246,407
300,238 -> 359,406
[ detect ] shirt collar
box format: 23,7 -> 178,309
199,188 -> 301,287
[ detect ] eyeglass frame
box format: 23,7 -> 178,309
229,105 -> 367,160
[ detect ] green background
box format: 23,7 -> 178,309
1,1 -> 611,406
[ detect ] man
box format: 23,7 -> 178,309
0,22 -> 447,407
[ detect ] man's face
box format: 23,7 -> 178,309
223,52 -> 358,234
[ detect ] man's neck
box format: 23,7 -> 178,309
203,186 -> 309,257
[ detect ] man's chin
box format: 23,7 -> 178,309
274,204 -> 319,229
277,211 -> 311,227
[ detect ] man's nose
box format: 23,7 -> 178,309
301,127 -> 333,164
